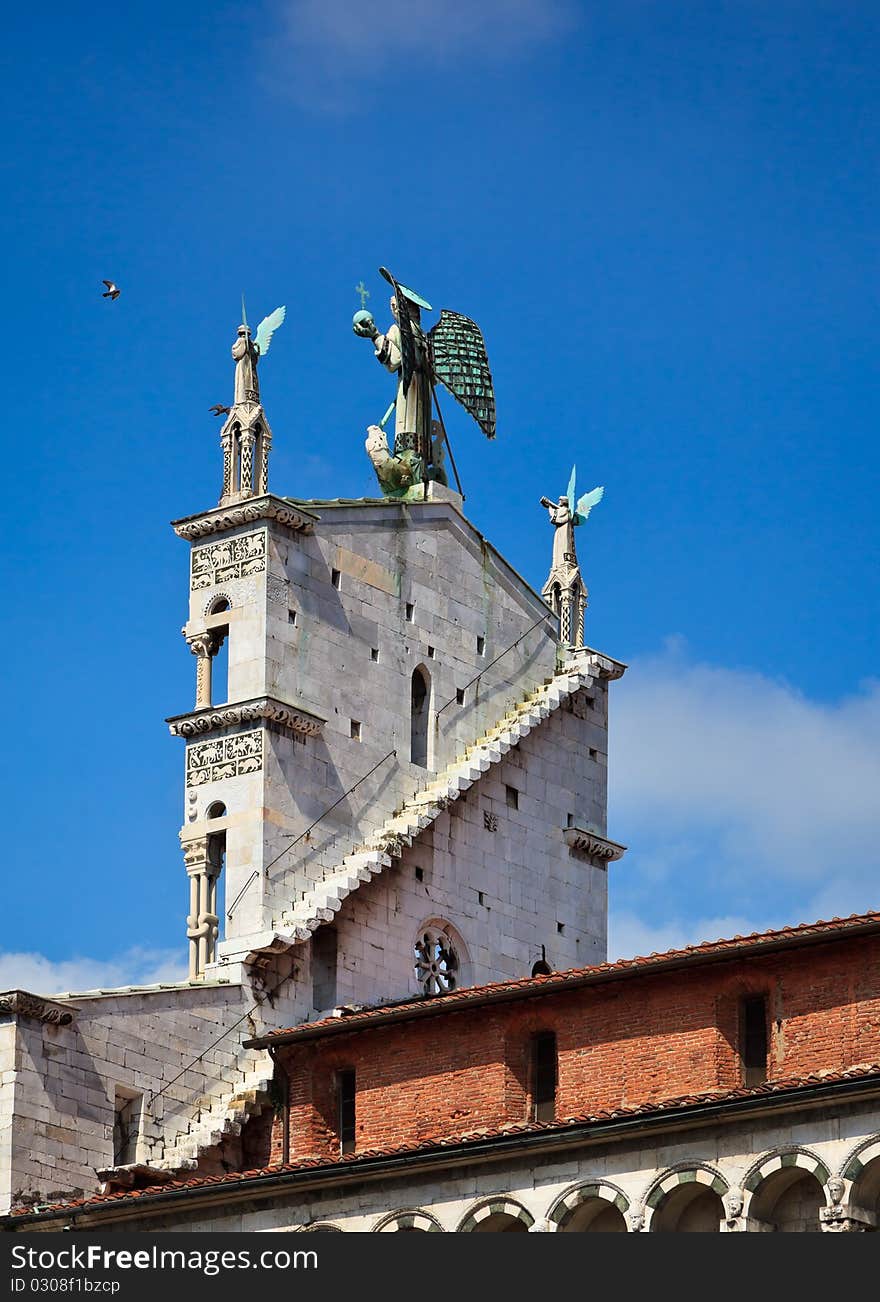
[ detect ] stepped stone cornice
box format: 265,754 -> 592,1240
172,494 -> 318,541
167,696 -> 325,739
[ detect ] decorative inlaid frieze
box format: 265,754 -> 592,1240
190,531 -> 266,591
186,730 -> 263,786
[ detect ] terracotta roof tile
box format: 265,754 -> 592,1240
254,909 -> 880,1043
10,1061 -> 880,1220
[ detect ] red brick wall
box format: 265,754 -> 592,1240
275,932 -> 880,1161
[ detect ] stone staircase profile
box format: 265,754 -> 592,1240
156,1064 -> 275,1173
275,655 -> 605,941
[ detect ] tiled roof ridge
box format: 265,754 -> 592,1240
259,907 -> 880,1041
12,1061 -> 880,1218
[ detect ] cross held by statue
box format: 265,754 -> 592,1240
355,281 -> 370,309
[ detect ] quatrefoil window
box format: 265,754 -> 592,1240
414,929 -> 459,995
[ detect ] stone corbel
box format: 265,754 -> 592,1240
0,991 -> 74,1025
564,826 -> 627,863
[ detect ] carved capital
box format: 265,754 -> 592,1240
184,630 -> 218,659
180,835 -> 209,874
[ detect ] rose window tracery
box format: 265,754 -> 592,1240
414,929 -> 458,995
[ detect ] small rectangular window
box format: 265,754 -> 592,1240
476,635 -> 486,656
113,1090 -> 141,1165
405,602 -> 415,622
414,866 -> 424,882
427,645 -> 435,658
557,921 -> 565,934
566,812 -> 574,827
337,1070 -> 356,1154
288,608 -> 298,626
350,720 -> 361,741
505,785 -> 519,810
331,568 -> 341,590
741,995 -> 768,1086
456,688 -> 465,705
531,1032 -> 557,1122
371,647 -> 379,662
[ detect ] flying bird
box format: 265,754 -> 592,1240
209,404 -> 230,416
102,280 -> 120,300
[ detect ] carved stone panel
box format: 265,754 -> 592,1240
190,531 -> 267,591
186,730 -> 263,786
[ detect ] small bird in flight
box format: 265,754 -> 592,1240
209,404 -> 230,417
102,279 -> 120,300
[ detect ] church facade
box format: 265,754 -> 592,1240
2,309 -> 878,1233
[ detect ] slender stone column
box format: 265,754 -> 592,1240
220,429 -> 234,503
182,836 -> 220,979
257,428 -> 271,496
240,431 -> 256,498
186,632 -> 218,710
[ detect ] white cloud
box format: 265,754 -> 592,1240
608,640 -> 880,949
0,947 -> 187,997
267,0 -> 578,107
608,911 -> 776,963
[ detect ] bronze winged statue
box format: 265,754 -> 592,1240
353,267 -> 496,497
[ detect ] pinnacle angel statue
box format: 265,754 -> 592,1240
216,302 -> 286,506
353,267 -> 496,497
540,466 -> 604,648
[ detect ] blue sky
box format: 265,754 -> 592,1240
2,1 -> 878,989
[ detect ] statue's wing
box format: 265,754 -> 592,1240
574,485 -> 604,525
428,310 -> 496,439
379,267 -> 418,395
566,465 -> 577,518
254,305 -> 286,357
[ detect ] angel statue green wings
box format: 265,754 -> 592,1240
353,267 -> 495,498
215,301 -> 286,506
540,466 -> 604,648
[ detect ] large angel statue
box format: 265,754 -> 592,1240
540,466 -> 604,647
353,267 -> 495,497
215,303 -> 285,506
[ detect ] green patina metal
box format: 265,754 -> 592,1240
430,309 -> 496,440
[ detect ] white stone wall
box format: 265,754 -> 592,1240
180,500 -> 614,982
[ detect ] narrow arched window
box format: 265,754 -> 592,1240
410,665 -> 431,768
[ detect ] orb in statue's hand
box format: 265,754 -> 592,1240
353,309 -> 377,339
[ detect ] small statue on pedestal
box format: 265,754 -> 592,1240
540,466 -> 604,648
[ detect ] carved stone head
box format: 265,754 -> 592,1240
827,1176 -> 845,1205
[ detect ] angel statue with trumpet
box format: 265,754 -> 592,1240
213,301 -> 285,506
353,267 -> 496,499
540,466 -> 604,648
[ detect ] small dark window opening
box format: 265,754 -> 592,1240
414,866 -> 424,882
556,921 -> 565,934
531,1032 -> 557,1122
741,995 -> 769,1086
113,1091 -> 141,1165
206,801 -> 226,820
427,645 -> 435,658
331,568 -> 341,589
405,602 -> 415,622
505,785 -> 519,810
532,959 -> 552,977
350,719 -> 361,741
589,748 -> 598,760
476,635 -> 486,656
566,812 -> 574,827
371,647 -> 379,662
288,608 -> 298,625
312,926 -> 338,1012
337,1070 -> 356,1154
456,688 -> 465,705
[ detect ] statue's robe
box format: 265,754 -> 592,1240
374,323 -> 430,455
548,501 -> 577,572
232,336 -> 260,405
